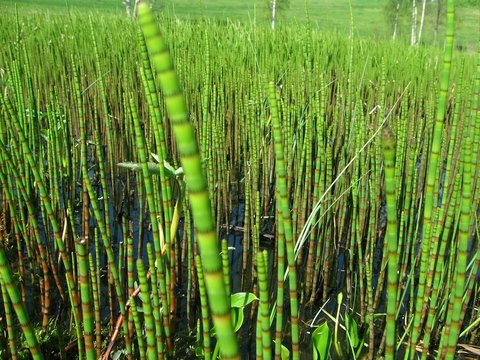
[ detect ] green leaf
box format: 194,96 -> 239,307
273,340 -> 290,360
151,154 -> 184,177
345,313 -> 360,349
269,300 -> 277,326
118,159 -> 184,179
174,166 -> 184,176
112,349 -> 126,360
281,343 -> 290,360
230,292 -> 258,308
151,153 -> 160,163
228,292 -> 257,332
118,161 -> 152,172
312,322 -> 332,360
162,158 -> 176,175
231,307 -> 244,332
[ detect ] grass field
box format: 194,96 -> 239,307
0,0 -> 478,51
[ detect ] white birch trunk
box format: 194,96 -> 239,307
133,0 -> 142,17
125,0 -> 131,16
417,0 -> 427,45
433,0 -> 441,46
271,0 -> 277,30
411,0 -> 418,45
392,0 -> 401,39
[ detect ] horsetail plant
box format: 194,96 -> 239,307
195,255 -> 212,360
0,2 -> 478,359
0,245 -> 43,360
138,3 -> 240,359
382,127 -> 399,360
75,238 -> 95,360
268,80 -> 300,360
412,0 -> 456,351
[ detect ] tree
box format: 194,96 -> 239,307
392,0 -> 401,39
124,0 -> 131,16
417,0 -> 427,45
133,0 -> 143,17
411,0 -> 417,45
267,0 -> 289,29
124,0 -> 149,17
433,0 -> 442,46
271,0 -> 277,29
385,0 -> 407,39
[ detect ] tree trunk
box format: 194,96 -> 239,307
411,0 -> 418,45
271,0 -> 277,29
433,0 -> 441,46
417,0 -> 427,45
125,0 -> 131,16
393,0 -> 401,39
133,0 -> 142,17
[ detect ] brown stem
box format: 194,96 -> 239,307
102,270 -> 151,360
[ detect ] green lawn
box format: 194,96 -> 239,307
0,0 -> 478,51
0,0 -> 124,11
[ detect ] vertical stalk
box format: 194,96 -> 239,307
383,128 -> 399,360
138,5 -> 239,358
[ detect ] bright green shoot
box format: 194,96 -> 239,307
137,3 -> 240,359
